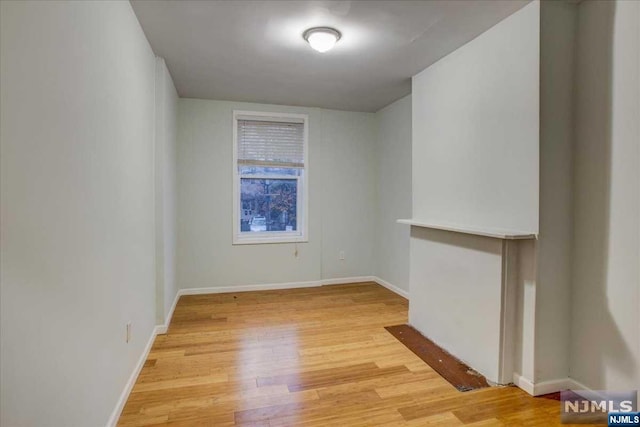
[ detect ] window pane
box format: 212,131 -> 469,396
239,166 -> 300,176
240,178 -> 298,233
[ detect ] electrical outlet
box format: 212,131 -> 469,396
126,322 -> 132,343
339,250 -> 345,261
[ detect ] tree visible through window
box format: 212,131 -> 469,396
233,112 -> 308,244
240,175 -> 297,232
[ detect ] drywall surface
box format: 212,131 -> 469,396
176,99 -> 376,288
570,0 -> 640,391
319,109 -> 377,280
407,0 -> 540,386
533,0 -> 576,384
374,95 -> 412,293
0,1 -> 157,426
409,227 -> 505,382
154,57 -> 179,324
513,239 -> 537,383
412,1 -> 539,234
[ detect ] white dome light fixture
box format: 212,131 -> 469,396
303,27 -> 341,53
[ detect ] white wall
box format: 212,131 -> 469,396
570,0 -> 640,391
533,0 -> 576,384
409,227 -> 506,381
319,109 -> 377,280
0,1 -> 157,426
176,99 -> 376,289
513,239 -> 537,383
374,95 -> 412,293
412,1 -> 539,234
154,57 -> 179,324
408,1 -> 540,385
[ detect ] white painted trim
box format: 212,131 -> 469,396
232,110 -> 309,245
232,234 -> 308,245
106,325 -> 163,427
110,275 -> 408,425
314,275 -> 409,300
531,378 -> 572,396
498,240 -> 518,385
372,276 -> 409,299
321,276 -> 376,286
512,373 -> 578,396
174,276 -> 398,296
159,276 -> 406,333
234,110 -> 308,123
566,378 -> 594,392
156,290 -> 181,335
397,219 -> 537,240
179,280 -> 321,296
512,373 -> 535,395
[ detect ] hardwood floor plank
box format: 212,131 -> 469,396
386,324 -> 490,392
117,283 -> 584,426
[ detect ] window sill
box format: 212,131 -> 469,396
233,235 -> 308,245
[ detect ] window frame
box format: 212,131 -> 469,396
232,110 -> 309,245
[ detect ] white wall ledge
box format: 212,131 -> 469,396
397,219 -> 537,240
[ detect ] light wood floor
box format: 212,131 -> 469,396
118,282 -> 591,426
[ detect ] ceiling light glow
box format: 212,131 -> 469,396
303,27 -> 341,53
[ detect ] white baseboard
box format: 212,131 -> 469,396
512,373 -> 535,395
177,276 -> 407,298
566,377 -> 593,392
372,276 -> 409,299
321,275 -> 409,300
513,373 -> 583,396
320,276 -> 376,286
155,292 -> 180,335
106,324 -> 163,427
154,280 -> 321,334
532,378 -> 572,396
110,275 -> 408,425
180,280 -> 321,296
155,276 -> 407,335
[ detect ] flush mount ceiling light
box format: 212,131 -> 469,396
303,27 -> 341,53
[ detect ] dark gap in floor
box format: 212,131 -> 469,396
537,391 -> 562,401
385,324 -> 490,392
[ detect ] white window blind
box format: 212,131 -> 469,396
237,120 -> 305,168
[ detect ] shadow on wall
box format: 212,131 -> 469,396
571,0 -> 637,388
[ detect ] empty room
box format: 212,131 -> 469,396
1,0 -> 639,426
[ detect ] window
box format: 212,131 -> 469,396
233,111 -> 308,244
